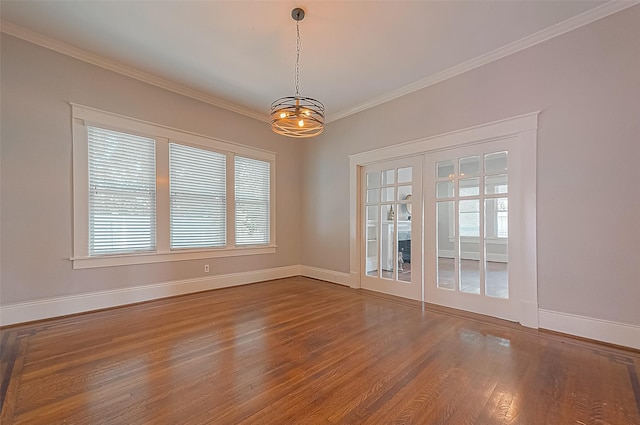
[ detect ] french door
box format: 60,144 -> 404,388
424,139 -> 518,321
361,157 -> 423,300
351,113 -> 538,326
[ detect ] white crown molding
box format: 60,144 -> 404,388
2,1 -> 638,125
0,20 -> 269,123
327,1 -> 639,123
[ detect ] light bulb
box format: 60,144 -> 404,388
304,110 -> 310,116
280,112 -> 287,119
298,119 -> 304,127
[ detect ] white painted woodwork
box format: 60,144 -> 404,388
350,113 -> 539,327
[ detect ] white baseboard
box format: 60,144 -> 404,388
4,268 -> 638,351
299,265 -> 351,287
519,300 -> 539,329
300,274 -> 639,350
539,309 -> 640,350
0,265 -> 300,326
349,272 -> 360,289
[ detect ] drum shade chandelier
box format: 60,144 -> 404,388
270,8 -> 325,138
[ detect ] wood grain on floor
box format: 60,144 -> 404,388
1,277 -> 639,424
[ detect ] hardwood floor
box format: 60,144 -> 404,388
1,277 -> 639,424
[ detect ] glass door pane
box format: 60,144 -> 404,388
483,151 -> 508,299
484,198 -> 508,298
361,157 -> 422,301
459,199 -> 480,294
397,185 -> 412,282
436,201 -> 455,289
365,205 -> 379,277
381,205 -> 394,279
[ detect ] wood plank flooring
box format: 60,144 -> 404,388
1,277 -> 639,424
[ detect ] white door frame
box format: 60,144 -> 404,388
349,112 -> 539,328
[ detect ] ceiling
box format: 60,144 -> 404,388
0,1 -> 629,123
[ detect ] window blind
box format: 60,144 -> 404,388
169,143 -> 226,249
88,127 -> 156,255
235,157 -> 270,245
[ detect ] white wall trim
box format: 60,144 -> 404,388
72,104 -> 276,159
299,266 -> 351,287
519,301 -> 539,330
327,1 -> 639,122
0,265 -> 300,326
539,309 -> 640,350
72,247 -> 278,269
3,269 -> 637,350
0,20 -> 267,123
348,112 -> 539,166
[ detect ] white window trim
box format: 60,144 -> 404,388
72,104 -> 277,269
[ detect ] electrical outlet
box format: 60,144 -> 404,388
204,264 -> 210,273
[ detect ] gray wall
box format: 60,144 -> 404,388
2,7 -> 639,328
301,7 -> 640,325
1,34 -> 303,304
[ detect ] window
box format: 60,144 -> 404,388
72,105 -> 276,269
88,127 -> 157,255
235,157 -> 270,246
170,143 -> 226,249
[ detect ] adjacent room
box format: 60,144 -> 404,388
1,1 -> 639,423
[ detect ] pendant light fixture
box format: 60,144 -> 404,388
270,7 -> 325,138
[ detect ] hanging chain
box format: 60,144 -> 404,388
295,20 -> 300,97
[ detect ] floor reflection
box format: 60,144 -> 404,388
438,258 -> 508,298
367,258 -> 507,298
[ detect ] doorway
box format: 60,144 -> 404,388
349,113 -> 539,327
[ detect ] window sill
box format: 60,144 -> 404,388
71,245 -> 277,269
